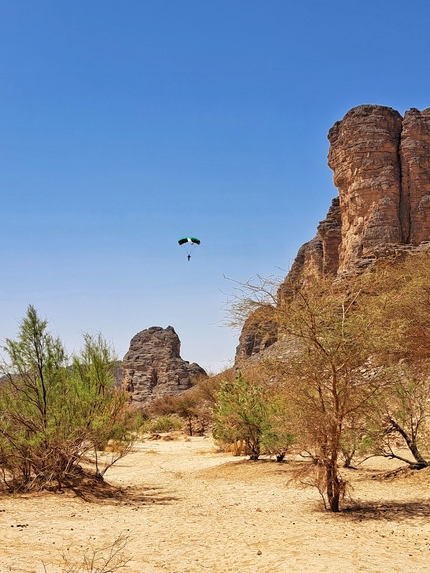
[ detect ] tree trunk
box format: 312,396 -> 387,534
247,438 -> 260,461
389,419 -> 429,468
326,460 -> 341,512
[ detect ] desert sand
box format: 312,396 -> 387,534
2,435 -> 430,573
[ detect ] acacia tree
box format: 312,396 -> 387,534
228,271 -> 388,511
362,255 -> 430,468
275,277 -> 388,511
0,305 -> 134,491
226,254 -> 430,510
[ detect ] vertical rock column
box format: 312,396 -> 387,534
317,196 -> 342,275
328,105 -> 403,273
400,108 -> 430,244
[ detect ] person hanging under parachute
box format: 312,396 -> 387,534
178,236 -> 200,261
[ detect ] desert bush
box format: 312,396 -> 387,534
148,375 -> 225,436
147,414 -> 183,433
213,372 -> 271,460
213,370 -> 295,461
0,305 -> 135,491
260,393 -> 295,461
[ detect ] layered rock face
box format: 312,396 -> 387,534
122,326 -> 207,404
400,108 -> 430,245
328,105 -> 403,272
236,199 -> 341,360
235,305 -> 278,361
275,197 -> 341,306
287,197 -> 342,285
237,104 -> 430,363
328,104 -> 430,274
285,104 -> 430,282
317,196 -> 343,275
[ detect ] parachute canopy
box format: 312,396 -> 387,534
178,236 -> 200,260
178,237 -> 201,246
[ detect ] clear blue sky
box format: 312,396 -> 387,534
1,0 -> 430,372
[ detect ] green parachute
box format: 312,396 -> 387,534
178,237 -> 200,261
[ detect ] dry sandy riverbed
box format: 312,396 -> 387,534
2,435 -> 430,572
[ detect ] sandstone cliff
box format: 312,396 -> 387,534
289,104 -> 430,281
235,305 -> 278,361
122,326 -> 207,404
236,104 -> 430,361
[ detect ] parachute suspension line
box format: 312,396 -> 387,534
178,236 -> 201,261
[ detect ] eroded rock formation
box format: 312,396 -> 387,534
289,104 -> 430,281
236,104 -> 430,363
400,108 -> 430,245
235,305 -> 278,361
122,326 -> 207,404
328,105 -> 403,272
329,104 -> 430,274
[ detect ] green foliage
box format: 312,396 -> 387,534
223,254 -> 430,510
260,394 -> 295,461
214,372 -> 289,460
147,414 -> 183,433
0,305 -> 135,491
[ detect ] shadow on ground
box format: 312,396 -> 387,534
342,499 -> 430,521
65,474 -> 180,506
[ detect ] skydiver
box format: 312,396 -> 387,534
187,254 -> 191,261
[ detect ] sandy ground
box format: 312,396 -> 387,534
2,435 -> 430,573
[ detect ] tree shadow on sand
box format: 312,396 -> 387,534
342,499 -> 430,522
65,473 -> 180,506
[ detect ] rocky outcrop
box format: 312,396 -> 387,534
275,197 -> 341,309
235,305 -> 278,361
236,199 -> 342,360
237,104 -> 430,364
122,326 -> 207,404
328,105 -> 404,273
327,104 -> 430,274
286,104 -> 430,281
400,108 -> 430,245
317,197 -> 342,275
285,197 -> 342,287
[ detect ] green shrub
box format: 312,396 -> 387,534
148,414 -> 183,433
213,372 -> 270,460
0,305 -> 135,491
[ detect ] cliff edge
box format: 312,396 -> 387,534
236,104 -> 430,361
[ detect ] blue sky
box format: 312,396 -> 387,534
1,0 -> 430,372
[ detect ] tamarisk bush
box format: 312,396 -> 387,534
0,305 -> 134,491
